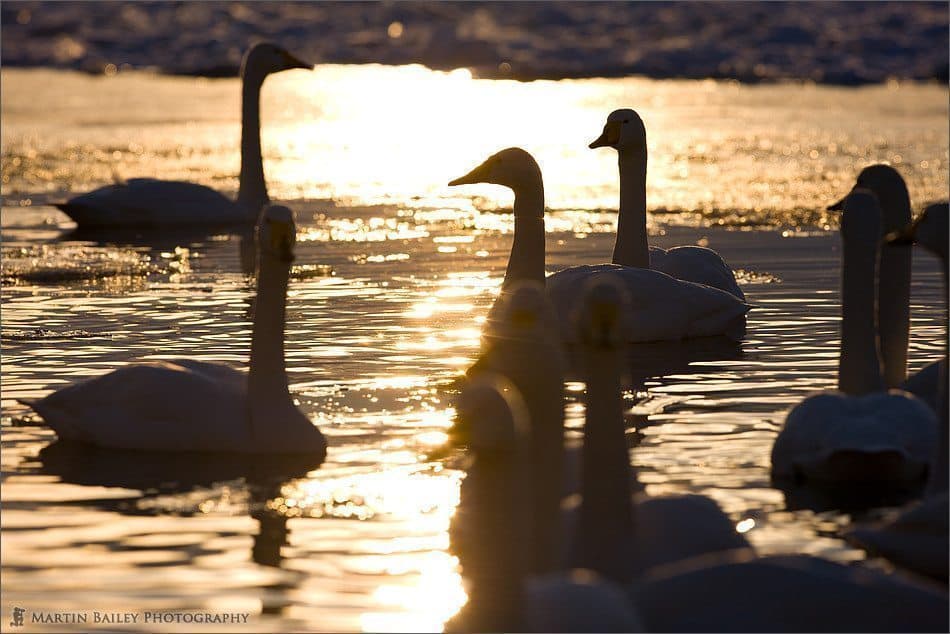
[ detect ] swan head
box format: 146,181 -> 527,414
828,164 -> 910,231
589,109 -> 646,151
242,42 -> 312,78
887,202 -> 949,261
836,189 -> 882,245
257,205 -> 296,263
576,276 -> 629,349
448,148 -> 543,193
454,374 -> 529,452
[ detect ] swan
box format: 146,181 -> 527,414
454,280 -> 750,583
631,549 -> 949,632
565,277 -> 751,582
590,108 -> 745,300
845,202 -> 949,581
828,165 -> 913,389
448,147 -> 750,343
771,189 -> 937,484
21,205 -> 327,455
55,43 -> 311,228
446,373 -> 643,633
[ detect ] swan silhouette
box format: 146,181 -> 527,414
445,373 -> 644,633
771,189 -> 936,484
847,201 -> 949,581
55,43 -> 311,229
590,108 -> 744,299
22,205 -> 327,455
828,165 -> 913,389
448,147 -> 749,343
455,280 -> 749,584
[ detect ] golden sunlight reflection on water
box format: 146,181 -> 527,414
1,65 -> 948,632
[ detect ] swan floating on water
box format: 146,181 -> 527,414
846,202 -> 949,581
446,373 -> 643,632
771,189 -> 936,484
590,108 -> 744,300
454,279 -> 750,584
448,147 -> 750,343
55,43 -> 311,229
22,205 -> 327,455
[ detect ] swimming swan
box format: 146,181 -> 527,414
448,147 -> 749,343
446,373 -> 644,633
22,205 -> 327,455
455,280 -> 749,583
55,43 -> 311,229
566,277 -> 751,582
590,109 -> 744,300
846,202 -> 949,581
771,190 -> 936,484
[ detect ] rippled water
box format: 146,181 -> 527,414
1,67 -> 947,632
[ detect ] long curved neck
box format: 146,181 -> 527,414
571,345 -> 636,582
504,180 -> 546,290
838,237 -> 884,395
928,259 -> 949,496
877,205 -> 912,388
612,147 -> 649,268
237,72 -> 269,218
247,252 -> 293,433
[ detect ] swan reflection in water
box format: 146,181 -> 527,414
36,440 -> 325,618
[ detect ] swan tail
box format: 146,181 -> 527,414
18,397 -> 88,442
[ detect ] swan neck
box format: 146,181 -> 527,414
238,73 -> 268,218
927,262 -> 949,496
248,253 -> 292,430
572,347 -> 636,582
613,148 -> 649,268
877,197 -> 912,388
504,183 -> 546,290
838,238 -> 884,395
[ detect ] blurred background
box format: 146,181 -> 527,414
3,1 -> 948,83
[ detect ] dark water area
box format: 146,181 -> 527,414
2,1 -> 948,83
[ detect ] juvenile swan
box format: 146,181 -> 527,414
590,109 -> 744,299
448,148 -> 749,343
23,205 -> 327,455
56,43 -> 311,228
771,190 -> 936,483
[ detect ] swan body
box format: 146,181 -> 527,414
846,492 -> 949,581
23,205 -> 326,455
771,391 -> 936,482
591,108 -> 744,300
632,552 -> 949,632
56,43 -> 311,228
771,190 -> 937,484
902,358 -> 945,411
449,147 -> 749,343
547,263 -> 748,342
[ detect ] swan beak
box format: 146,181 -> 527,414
282,50 -> 313,71
589,120 -> 621,149
448,161 -> 491,187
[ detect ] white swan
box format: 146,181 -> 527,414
455,280 -> 750,583
446,373 -> 644,633
22,205 -> 327,455
771,190 -> 936,484
590,108 -> 745,300
448,147 -> 750,343
55,43 -> 311,228
829,164 -> 913,389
